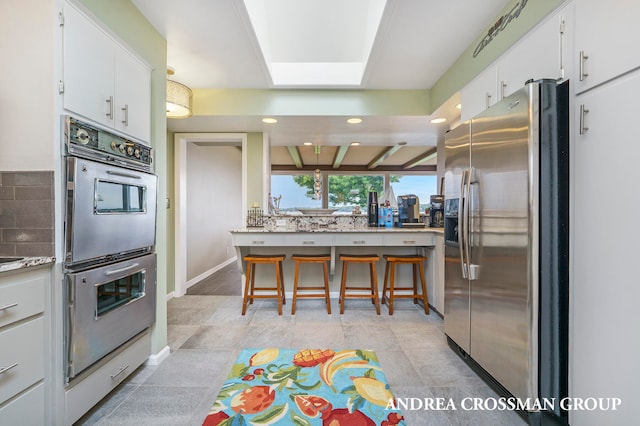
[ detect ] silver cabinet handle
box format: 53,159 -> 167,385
110,364 -> 129,380
252,241 -> 265,245
486,92 -> 492,109
353,240 -> 366,244
500,81 -> 507,100
106,170 -> 142,179
0,363 -> 18,375
0,302 -> 18,311
104,263 -> 140,277
579,50 -> 589,81
302,241 -> 315,245
403,240 -> 416,244
121,104 -> 129,126
106,96 -> 114,119
579,104 -> 589,135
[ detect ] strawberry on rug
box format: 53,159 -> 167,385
203,348 -> 406,426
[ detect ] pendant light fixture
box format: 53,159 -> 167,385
313,145 -> 322,200
166,67 -> 192,119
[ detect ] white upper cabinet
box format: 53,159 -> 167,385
460,65 -> 498,122
498,2 -> 573,99
574,0 -> 640,94
62,2 -> 151,143
460,2 -> 573,120
114,48 -> 151,141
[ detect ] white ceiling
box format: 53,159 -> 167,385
131,0 -> 510,157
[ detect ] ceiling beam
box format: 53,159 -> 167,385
402,148 -> 437,169
332,146 -> 350,169
271,164 -> 436,172
367,145 -> 403,169
286,146 -> 303,169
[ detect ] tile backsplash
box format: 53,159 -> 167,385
0,171 -> 54,257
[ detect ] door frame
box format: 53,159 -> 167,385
174,132 -> 247,297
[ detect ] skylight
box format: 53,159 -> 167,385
243,0 -> 387,87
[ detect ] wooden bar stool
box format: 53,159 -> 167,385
242,254 -> 286,315
338,254 -> 380,315
381,254 -> 429,315
290,254 -> 332,314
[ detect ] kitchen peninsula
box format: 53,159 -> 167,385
231,214 -> 444,314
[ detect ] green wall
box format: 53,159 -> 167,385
430,0 -> 565,110
246,133 -> 265,208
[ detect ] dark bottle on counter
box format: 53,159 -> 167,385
367,191 -> 379,227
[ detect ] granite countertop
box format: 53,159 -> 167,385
0,256 -> 56,274
231,227 -> 444,233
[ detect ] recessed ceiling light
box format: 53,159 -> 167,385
351,142 -> 360,146
346,118 -> 363,124
262,117 -> 278,124
430,118 -> 447,124
303,142 -> 313,146
455,104 -> 462,110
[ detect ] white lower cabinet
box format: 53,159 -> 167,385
571,69 -> 640,425
0,383 -> 45,426
65,331 -> 151,425
0,267 -> 49,423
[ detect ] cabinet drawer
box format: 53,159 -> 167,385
334,234 -> 382,246
0,318 -> 44,404
285,234 -> 334,246
0,383 -> 44,426
382,233 -> 435,246
65,331 -> 150,425
0,274 -> 45,329
233,234 -> 285,246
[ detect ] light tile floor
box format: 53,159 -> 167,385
76,296 -> 527,425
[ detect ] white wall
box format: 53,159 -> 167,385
0,0 -> 55,170
186,143 -> 242,281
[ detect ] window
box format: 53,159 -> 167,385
390,175 -> 438,211
270,172 -> 438,212
328,174 -> 383,211
270,174 -> 320,211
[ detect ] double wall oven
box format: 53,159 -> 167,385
63,116 -> 157,382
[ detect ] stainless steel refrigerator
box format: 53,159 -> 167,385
444,79 -> 569,424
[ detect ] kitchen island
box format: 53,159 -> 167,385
230,223 -> 444,314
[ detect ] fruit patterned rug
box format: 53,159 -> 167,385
203,348 -> 406,426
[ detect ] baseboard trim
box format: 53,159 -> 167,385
186,257 -> 237,290
166,291 -> 175,301
145,345 -> 170,366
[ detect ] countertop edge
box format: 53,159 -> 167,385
230,228 -> 444,234
0,257 -> 56,274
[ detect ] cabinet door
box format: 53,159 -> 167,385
498,6 -> 565,99
114,47 -> 151,142
572,69 -> 640,425
63,3 -> 115,128
460,65 -> 498,121
574,0 -> 640,94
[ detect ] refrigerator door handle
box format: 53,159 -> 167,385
459,169 -> 468,278
463,167 -> 473,280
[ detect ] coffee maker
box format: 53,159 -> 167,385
429,195 -> 444,227
397,194 -> 424,227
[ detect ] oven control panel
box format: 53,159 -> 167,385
65,116 -> 153,171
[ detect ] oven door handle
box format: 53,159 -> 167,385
106,170 -> 142,180
103,262 -> 140,277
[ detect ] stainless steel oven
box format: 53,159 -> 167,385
63,115 -> 158,383
64,253 -> 156,380
64,116 -> 156,268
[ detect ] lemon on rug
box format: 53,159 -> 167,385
203,348 -> 406,426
